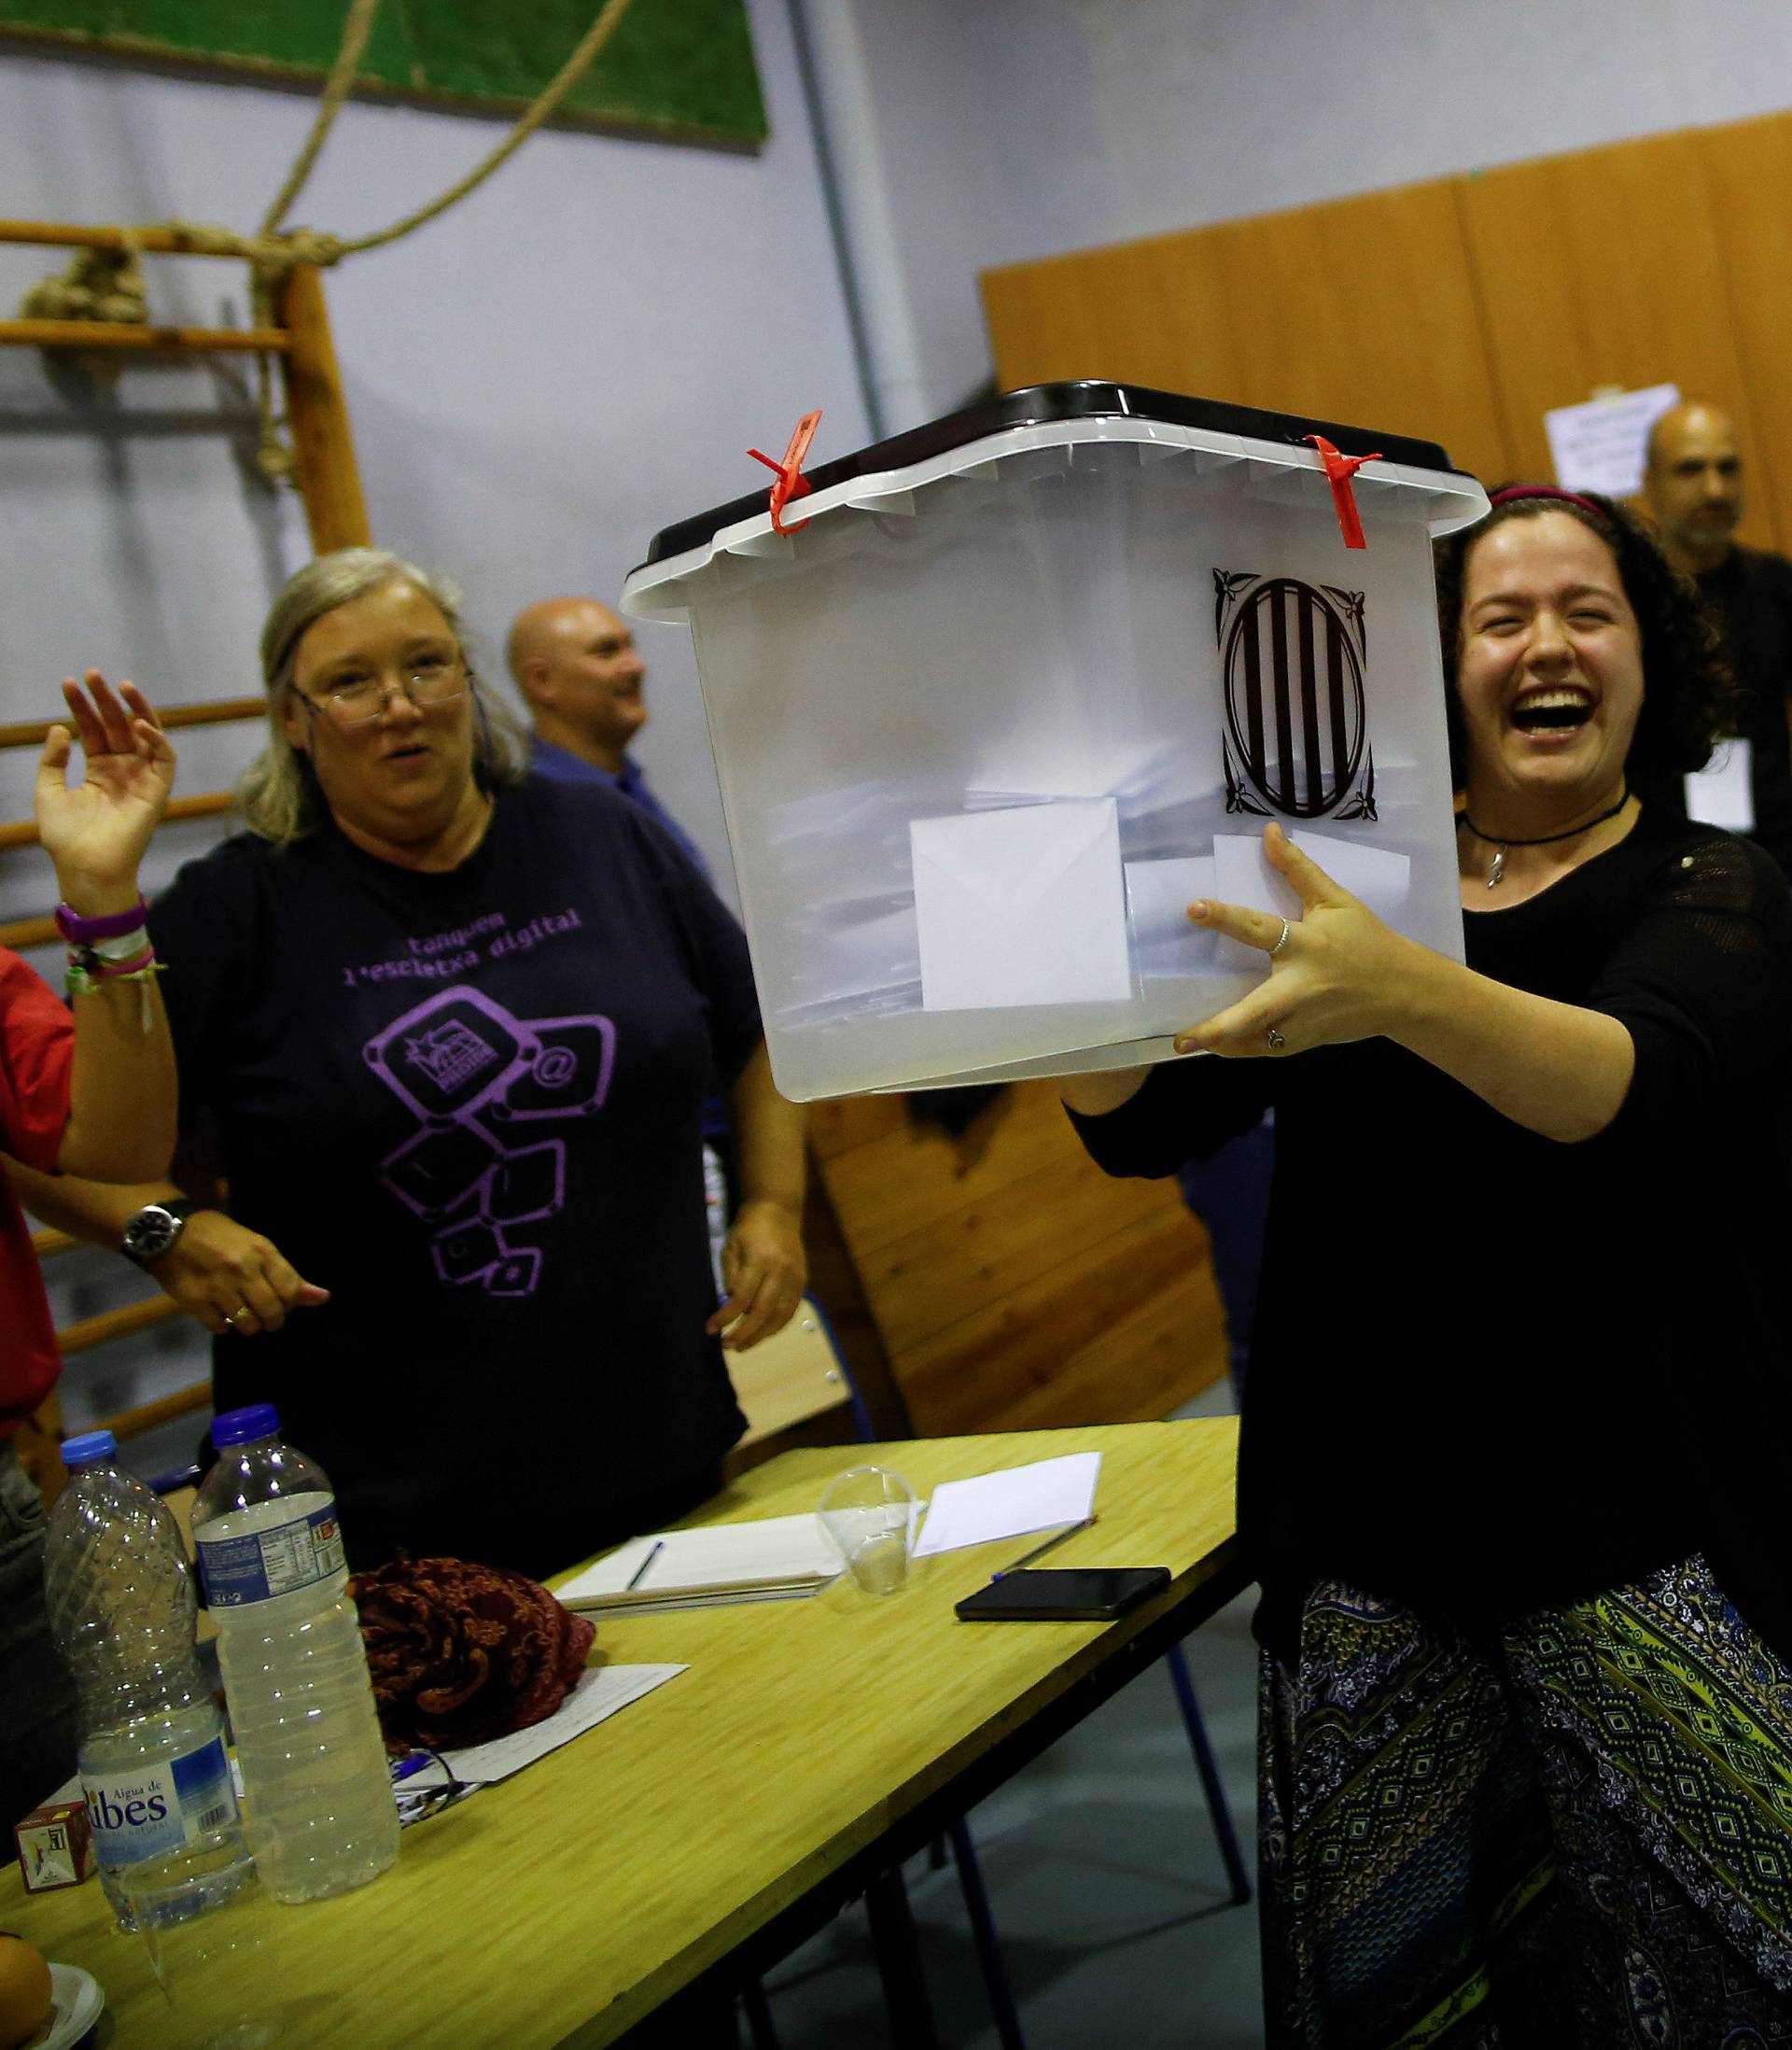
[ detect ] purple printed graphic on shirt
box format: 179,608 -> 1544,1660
364,987 -> 615,1298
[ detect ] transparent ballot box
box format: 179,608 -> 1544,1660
622,383 -> 1491,1102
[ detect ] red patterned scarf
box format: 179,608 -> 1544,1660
349,1556 -> 595,1750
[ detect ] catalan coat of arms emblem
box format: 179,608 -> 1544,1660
1213,570 -> 1377,821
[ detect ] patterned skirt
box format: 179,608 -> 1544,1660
1260,1556 -> 1792,2047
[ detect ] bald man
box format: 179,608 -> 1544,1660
508,597 -> 709,878
509,594 -> 734,1284
1644,401 -> 1792,878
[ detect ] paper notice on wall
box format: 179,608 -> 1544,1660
1543,385 -> 1679,498
1685,737 -> 1754,831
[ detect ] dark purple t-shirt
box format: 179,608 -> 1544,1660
148,773 -> 761,1570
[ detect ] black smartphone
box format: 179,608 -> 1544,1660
955,1566 -> 1170,1622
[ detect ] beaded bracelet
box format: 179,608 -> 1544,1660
65,949 -> 164,1030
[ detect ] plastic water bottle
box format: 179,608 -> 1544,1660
42,1431 -> 255,1932
189,1405 -> 399,1904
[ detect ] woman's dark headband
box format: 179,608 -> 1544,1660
1486,484 -> 1613,527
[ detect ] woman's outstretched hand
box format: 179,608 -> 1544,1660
148,1210 -> 332,1337
35,670 -> 176,916
1174,822 -> 1421,1060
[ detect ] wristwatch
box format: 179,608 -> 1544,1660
120,1200 -> 195,1271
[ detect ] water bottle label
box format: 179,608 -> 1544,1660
84,1736 -> 238,1868
197,1501 -> 346,1607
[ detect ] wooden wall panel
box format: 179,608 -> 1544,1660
1198,183 -> 1512,484
895,1198 -> 1224,1436
984,179 -> 1513,486
980,232 -> 1239,398
1697,109 -> 1792,554
812,1082 -> 1228,1438
1455,130 -> 1782,552
983,106 -> 1792,554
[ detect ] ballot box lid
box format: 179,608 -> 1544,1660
637,381 -> 1470,569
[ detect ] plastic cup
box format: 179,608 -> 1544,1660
128,1874 -> 284,2049
819,1467 -> 916,1597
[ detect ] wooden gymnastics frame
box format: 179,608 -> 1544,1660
1,219 -> 371,1442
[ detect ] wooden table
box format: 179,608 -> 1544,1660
6,1419 -> 1243,2048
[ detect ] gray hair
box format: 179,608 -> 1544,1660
237,547 -> 529,846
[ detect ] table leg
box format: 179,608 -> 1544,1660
739,1978 -> 781,2049
865,1868 -> 942,2047
946,1817 -> 1027,2050
1166,1639 -> 1253,1905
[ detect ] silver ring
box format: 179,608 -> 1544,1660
1265,1026 -> 1287,1053
227,1308 -> 250,1327
1270,917 -> 1291,957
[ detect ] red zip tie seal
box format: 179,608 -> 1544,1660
747,410 -> 822,536
1304,433 -> 1382,551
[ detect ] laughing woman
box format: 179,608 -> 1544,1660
1065,488 -> 1792,2044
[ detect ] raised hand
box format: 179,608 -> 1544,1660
35,670 -> 176,916
1173,822 -> 1421,1060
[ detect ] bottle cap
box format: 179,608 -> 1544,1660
210,1403 -> 281,1448
60,1430 -> 117,1467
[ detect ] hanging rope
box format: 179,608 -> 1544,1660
17,231 -> 147,325
245,0 -> 384,484
109,0 -> 634,274
17,0 -> 637,479
16,229 -> 147,381
329,0 -> 636,258
260,0 -> 385,237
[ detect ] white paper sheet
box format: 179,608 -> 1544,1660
441,1664 -> 686,1784
556,1514 -> 843,1605
1543,384 -> 1679,498
911,1452 -> 1101,1558
912,800 -> 1131,1010
1125,856 -> 1220,975
1211,829 -> 1412,969
1686,737 -> 1754,831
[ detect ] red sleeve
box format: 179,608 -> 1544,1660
0,949 -> 74,1172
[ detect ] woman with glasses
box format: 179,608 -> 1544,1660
15,549 -> 807,1579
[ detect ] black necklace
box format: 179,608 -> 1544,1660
1456,787 -> 1630,889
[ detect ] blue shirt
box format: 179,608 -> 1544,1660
529,740 -> 712,883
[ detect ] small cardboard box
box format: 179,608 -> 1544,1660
14,1798 -> 95,1894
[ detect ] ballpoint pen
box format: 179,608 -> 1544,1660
992,1514 -> 1097,1579
626,1539 -> 665,1591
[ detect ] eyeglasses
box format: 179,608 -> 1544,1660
295,655 -> 471,730
390,1746 -> 471,1828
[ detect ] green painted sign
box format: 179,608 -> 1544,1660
0,0 -> 766,146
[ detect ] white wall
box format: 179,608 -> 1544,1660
0,0 -> 870,896
794,0 -> 1792,436
1076,0 -> 1792,236
0,0 -> 870,1444
813,0 -> 1119,428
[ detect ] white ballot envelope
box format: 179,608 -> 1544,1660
1125,856 -> 1220,976
1211,829 -> 1413,970
912,799 -> 1131,1010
